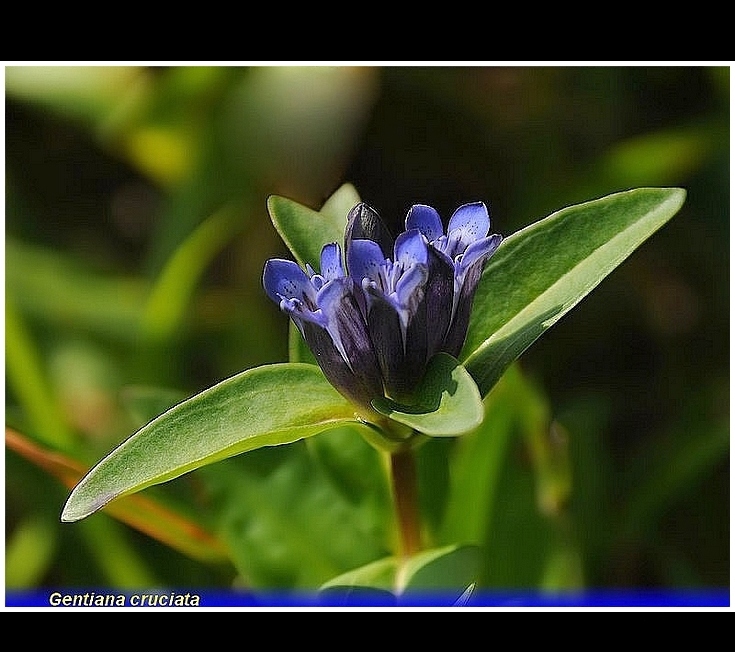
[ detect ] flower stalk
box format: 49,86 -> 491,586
390,445 -> 422,559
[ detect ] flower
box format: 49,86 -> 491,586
263,201 -> 502,412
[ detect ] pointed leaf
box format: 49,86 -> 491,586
463,187 -> 686,395
267,183 -> 358,270
371,353 -> 484,436
61,364 -> 359,522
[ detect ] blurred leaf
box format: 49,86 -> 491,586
402,544 -> 481,594
439,365 -> 571,588
140,202 -> 246,343
5,293 -> 76,449
224,67 -> 377,195
321,556 -> 398,592
599,127 -> 720,187
6,239 -> 147,342
6,238 -> 248,348
555,394 -> 614,571
512,374 -> 572,519
6,428 -> 229,564
267,187 -> 351,271
76,517 -> 158,588
145,67 -> 374,272
307,425 -> 389,507
463,187 -> 687,396
372,354 -> 484,436
439,366 -> 518,545
61,363 -> 360,522
540,543 -> 585,591
119,386 -> 187,428
5,65 -> 148,127
320,572 -> 398,607
621,420 -> 729,541
125,125 -> 196,187
477,445 -> 556,588
208,442 -> 391,589
5,517 -> 57,589
288,321 -> 317,365
415,438 -> 453,538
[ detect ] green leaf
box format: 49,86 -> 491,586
6,239 -> 147,343
320,554 -> 399,593
267,183 -> 358,270
621,418 -> 729,542
208,439 -> 392,589
438,365 -> 582,588
119,386 -> 186,428
5,292 -> 76,449
462,187 -> 687,396
318,183 -> 361,224
371,353 -> 484,436
401,544 -> 481,594
61,364 -> 359,522
320,544 -> 480,603
307,425 -> 391,507
288,321 -> 317,365
5,517 -> 58,589
439,365 -> 521,546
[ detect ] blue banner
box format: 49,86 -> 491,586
5,588 -> 730,609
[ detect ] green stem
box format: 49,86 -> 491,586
390,447 -> 422,559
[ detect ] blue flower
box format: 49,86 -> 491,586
263,201 -> 502,412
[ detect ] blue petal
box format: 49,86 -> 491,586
347,238 -> 385,284
458,233 -> 503,274
320,242 -> 344,281
405,204 -> 444,242
313,279 -> 384,406
316,279 -> 357,363
262,259 -> 311,305
394,229 -> 429,268
394,263 -> 428,315
447,202 -> 491,253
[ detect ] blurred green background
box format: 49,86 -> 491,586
5,65 -> 729,595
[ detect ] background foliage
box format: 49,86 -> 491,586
5,65 -> 729,595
